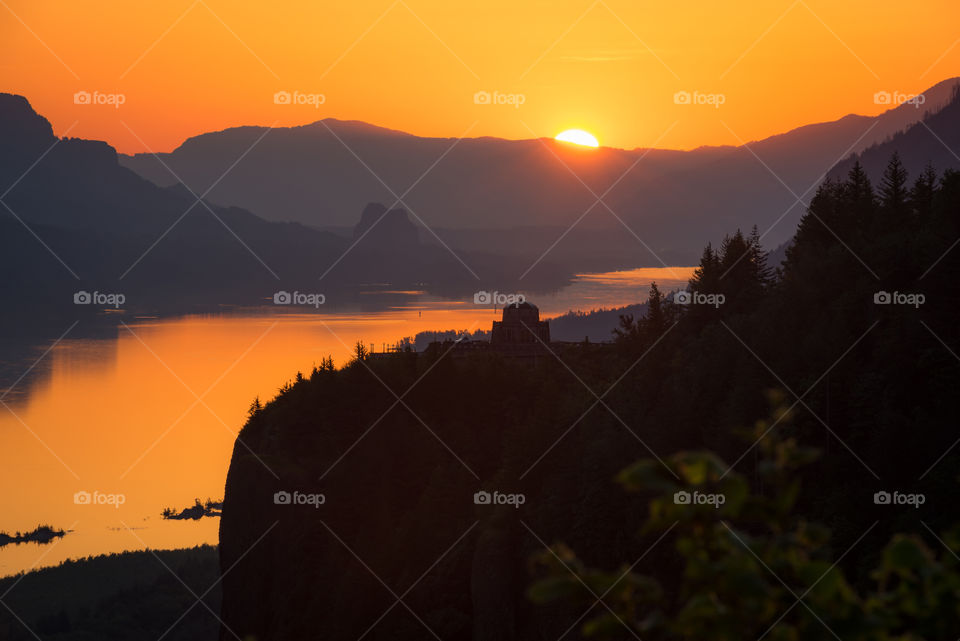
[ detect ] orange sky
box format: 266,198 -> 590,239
1,0 -> 958,154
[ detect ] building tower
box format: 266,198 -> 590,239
491,302 -> 550,346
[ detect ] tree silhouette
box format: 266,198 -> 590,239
910,163 -> 938,218
879,151 -> 909,216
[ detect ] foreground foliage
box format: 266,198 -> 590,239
530,394 -> 960,640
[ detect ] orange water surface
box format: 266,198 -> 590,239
0,268 -> 693,576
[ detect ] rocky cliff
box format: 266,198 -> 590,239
218,346 -> 648,640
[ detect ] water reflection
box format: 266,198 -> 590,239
0,269 -> 693,576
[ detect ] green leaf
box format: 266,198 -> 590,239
881,535 -> 935,575
618,459 -> 678,493
673,451 -> 728,485
527,576 -> 581,603
582,611 -> 627,638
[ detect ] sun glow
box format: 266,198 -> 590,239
555,129 -> 599,147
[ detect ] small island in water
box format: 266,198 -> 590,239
0,525 -> 67,547
161,498 -> 223,521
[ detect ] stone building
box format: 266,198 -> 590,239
425,301 -> 553,361
491,302 -> 550,346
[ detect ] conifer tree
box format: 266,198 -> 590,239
879,151 -> 909,215
839,161 -> 876,235
642,282 -> 667,337
910,163 -> 938,218
791,179 -> 839,255
689,242 -> 719,296
747,225 -> 773,288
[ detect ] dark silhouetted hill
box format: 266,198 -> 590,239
829,84 -> 960,184
121,78 -> 959,265
217,154 -> 960,640
0,546 -> 219,641
0,95 -> 573,312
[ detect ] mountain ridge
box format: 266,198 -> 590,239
0,94 -> 568,311
154,76 -> 960,157
828,82 -> 960,184
118,78 -> 960,260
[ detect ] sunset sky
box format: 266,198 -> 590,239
2,0 -> 958,154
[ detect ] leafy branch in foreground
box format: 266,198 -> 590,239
528,392 -> 960,640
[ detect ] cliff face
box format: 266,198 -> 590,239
353,203 -> 420,249
0,93 -> 353,310
0,93 -> 56,160
217,347 -> 646,640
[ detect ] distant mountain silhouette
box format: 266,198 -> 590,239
353,203 -> 419,249
121,78 -> 960,264
0,95 -> 572,312
829,84 -> 960,184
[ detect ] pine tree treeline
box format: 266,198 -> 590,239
614,224 -> 773,345
617,154 -> 958,483
531,154 -> 960,639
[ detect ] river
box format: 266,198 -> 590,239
0,267 -> 693,576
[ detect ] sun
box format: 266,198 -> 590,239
555,129 -> 599,147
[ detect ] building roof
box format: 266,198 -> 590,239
503,301 -> 538,312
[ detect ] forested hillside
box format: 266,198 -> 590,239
0,546 -> 219,641
218,156 -> 959,640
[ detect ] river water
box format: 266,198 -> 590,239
0,267 -> 693,576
